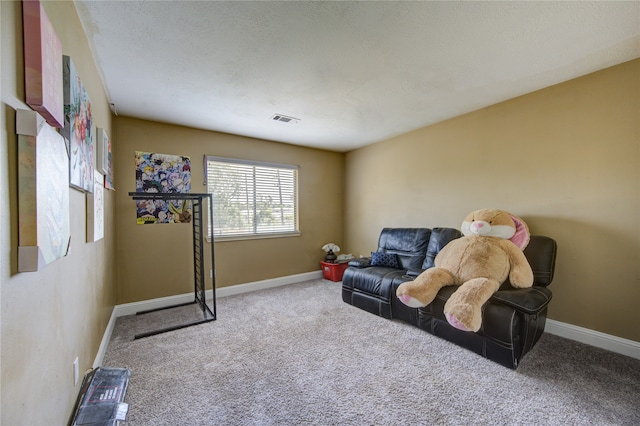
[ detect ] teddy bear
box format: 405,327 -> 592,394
396,208 -> 534,332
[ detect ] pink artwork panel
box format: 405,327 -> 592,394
23,0 -> 64,128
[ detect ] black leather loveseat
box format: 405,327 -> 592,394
342,227 -> 557,368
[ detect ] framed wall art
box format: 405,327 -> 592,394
97,127 -> 115,190
16,109 -> 71,272
63,55 -> 94,192
96,128 -> 108,174
105,143 -> 115,191
87,171 -> 104,242
134,151 -> 191,224
22,0 -> 64,128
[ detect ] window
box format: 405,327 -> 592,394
205,156 -> 299,239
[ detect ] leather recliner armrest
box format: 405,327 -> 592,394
491,286 -> 552,315
348,258 -> 371,268
405,269 -> 423,277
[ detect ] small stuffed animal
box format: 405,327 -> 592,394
396,208 -> 533,332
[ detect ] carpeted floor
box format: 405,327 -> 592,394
103,279 -> 640,425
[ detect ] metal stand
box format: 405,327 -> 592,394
128,192 -> 217,339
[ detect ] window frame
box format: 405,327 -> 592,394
205,155 -> 300,241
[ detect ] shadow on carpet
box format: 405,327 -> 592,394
116,300 -> 216,340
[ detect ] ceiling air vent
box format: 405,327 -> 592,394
271,114 -> 300,124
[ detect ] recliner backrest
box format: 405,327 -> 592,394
421,227 -> 463,269
523,235 -> 557,287
377,228 -> 431,270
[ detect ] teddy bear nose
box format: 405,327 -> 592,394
471,222 -> 484,230
470,221 -> 491,234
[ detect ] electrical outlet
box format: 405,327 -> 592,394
210,269 -> 213,278
73,357 -> 79,385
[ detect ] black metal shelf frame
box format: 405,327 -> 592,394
128,192 -> 217,339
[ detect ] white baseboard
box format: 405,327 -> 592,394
215,270 -> 323,298
545,319 -> 640,360
93,271 -> 322,366
93,307 -> 118,368
94,272 -> 639,366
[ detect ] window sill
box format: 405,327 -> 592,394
207,232 -> 301,243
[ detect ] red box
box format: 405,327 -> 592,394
321,261 -> 349,282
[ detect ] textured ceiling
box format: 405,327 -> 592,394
74,1 -> 640,152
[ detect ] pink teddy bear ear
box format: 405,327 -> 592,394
509,214 -> 530,250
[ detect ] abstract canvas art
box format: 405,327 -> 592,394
87,171 -> 104,242
96,127 -> 108,174
104,136 -> 115,190
97,127 -> 114,190
63,55 -> 94,192
22,0 -> 64,128
135,151 -> 191,224
16,109 -> 71,272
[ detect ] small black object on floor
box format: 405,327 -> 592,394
69,367 -> 130,426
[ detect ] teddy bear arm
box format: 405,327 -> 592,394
504,243 -> 534,288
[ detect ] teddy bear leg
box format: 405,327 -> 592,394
443,278 -> 501,332
396,268 -> 456,308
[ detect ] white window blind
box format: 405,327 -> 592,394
206,156 -> 299,239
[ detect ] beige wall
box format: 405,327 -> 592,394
0,0 -> 637,423
345,59 -> 640,342
1,1 -> 116,424
113,117 -> 344,303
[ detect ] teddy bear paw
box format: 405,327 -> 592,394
397,294 -> 426,308
445,313 -> 472,332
